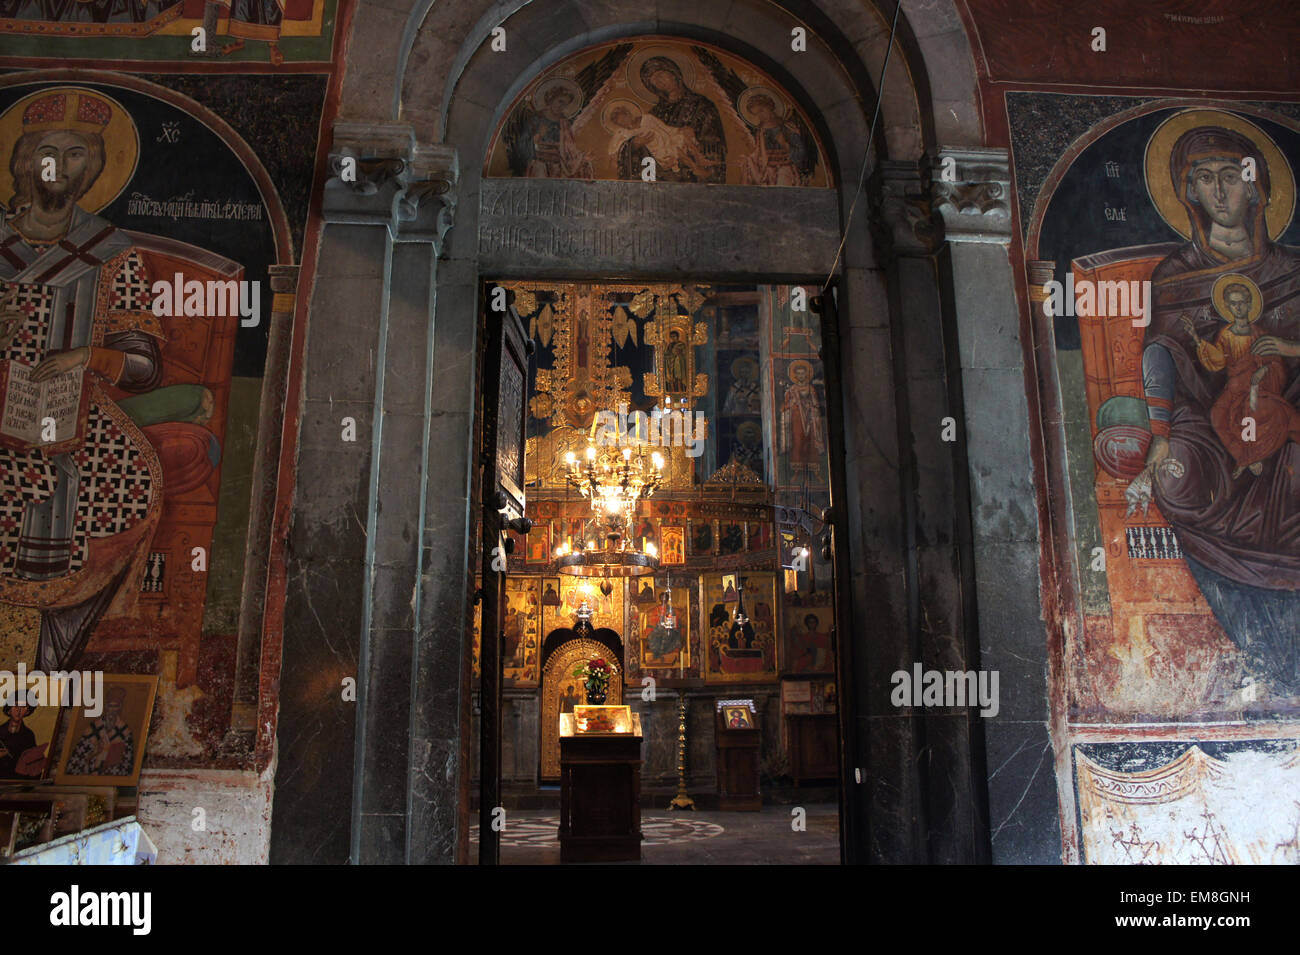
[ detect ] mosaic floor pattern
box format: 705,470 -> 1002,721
470,814 -> 725,847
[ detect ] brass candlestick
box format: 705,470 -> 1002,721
668,691 -> 695,810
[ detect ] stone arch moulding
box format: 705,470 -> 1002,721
379,0 -> 983,161
391,0 -> 950,164
325,0 -> 995,866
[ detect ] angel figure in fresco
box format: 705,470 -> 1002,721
780,360 -> 826,480
508,81 -> 593,180
1179,274 -> 1300,478
739,91 -> 815,187
1126,118 -> 1300,695
502,45 -> 634,181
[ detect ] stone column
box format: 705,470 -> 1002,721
933,146 -> 1061,863
859,158 -> 989,862
269,122 -> 458,864
227,262 -> 299,752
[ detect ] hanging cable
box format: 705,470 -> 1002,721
822,0 -> 903,293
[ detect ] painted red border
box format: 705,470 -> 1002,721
254,0 -> 355,773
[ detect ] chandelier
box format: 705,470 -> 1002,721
553,423 -> 665,578
566,442 -> 664,525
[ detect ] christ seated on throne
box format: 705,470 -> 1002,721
0,88 -> 234,678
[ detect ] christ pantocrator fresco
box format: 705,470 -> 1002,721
1126,112 -> 1300,698
0,89 -> 178,673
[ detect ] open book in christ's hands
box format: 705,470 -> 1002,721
0,359 -> 88,453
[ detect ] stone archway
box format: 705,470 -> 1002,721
273,0 -> 1052,867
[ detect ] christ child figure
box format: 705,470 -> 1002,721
607,103 -> 718,178
1181,274 -> 1300,477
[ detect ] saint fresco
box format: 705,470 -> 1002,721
486,38 -> 829,188
1030,105 -> 1300,719
0,77 -> 303,765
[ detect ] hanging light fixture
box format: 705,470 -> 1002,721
660,577 -> 677,633
573,591 -> 596,635
553,411 -> 664,578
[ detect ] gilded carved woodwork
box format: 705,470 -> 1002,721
540,638 -> 624,779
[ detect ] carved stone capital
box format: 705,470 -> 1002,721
869,158 -> 941,259
323,123 -> 460,250
395,143 -> 459,252
323,121 -> 415,225
931,147 -> 1012,245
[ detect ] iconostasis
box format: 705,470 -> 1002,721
473,282 -> 838,696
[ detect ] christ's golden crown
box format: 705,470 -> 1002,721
21,91 -> 113,136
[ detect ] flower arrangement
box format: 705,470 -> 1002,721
574,657 -> 611,702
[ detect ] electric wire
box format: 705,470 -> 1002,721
822,0 -> 903,293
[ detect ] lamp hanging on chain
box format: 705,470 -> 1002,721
553,407 -> 664,578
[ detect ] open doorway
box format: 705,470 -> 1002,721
470,280 -> 845,864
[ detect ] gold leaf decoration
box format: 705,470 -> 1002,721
514,288 -> 538,316
536,304 -> 554,348
677,285 -> 706,314
611,306 -> 634,348
628,288 -> 655,318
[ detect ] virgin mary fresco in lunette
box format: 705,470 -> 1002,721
1127,112 -> 1300,696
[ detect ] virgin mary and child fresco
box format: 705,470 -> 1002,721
1126,117 -> 1300,697
616,55 -> 725,184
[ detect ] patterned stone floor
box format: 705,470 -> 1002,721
469,803 -> 840,864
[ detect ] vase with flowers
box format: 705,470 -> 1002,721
574,657 -> 611,705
